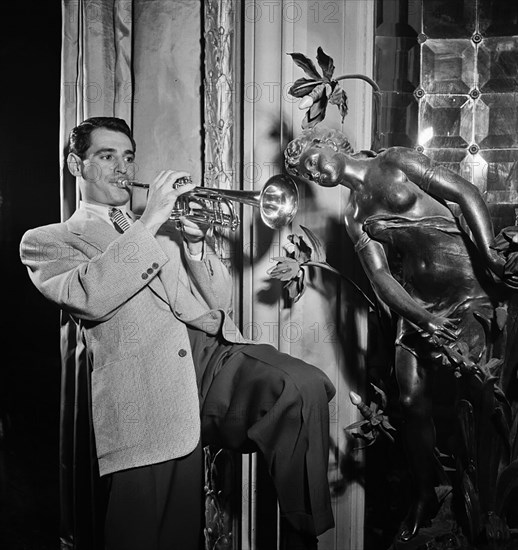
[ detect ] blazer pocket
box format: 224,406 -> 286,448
91,357 -> 146,458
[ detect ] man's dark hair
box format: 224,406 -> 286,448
68,117 -> 136,159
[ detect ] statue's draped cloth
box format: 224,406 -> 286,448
364,215 -> 497,364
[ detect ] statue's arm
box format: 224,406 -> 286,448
354,235 -> 457,342
390,147 -> 504,278
345,210 -> 432,328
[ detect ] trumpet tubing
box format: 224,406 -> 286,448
118,174 -> 298,230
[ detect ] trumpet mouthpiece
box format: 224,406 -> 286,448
115,179 -> 149,189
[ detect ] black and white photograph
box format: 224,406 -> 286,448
1,1 -> 518,549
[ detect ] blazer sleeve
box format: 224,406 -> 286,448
20,221 -> 170,322
182,241 -> 233,312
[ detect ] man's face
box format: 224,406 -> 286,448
299,145 -> 341,187
76,128 -> 136,206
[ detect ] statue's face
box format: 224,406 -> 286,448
299,145 -> 341,187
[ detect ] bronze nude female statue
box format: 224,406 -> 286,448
284,127 -> 517,542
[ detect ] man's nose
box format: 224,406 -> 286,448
115,159 -> 128,173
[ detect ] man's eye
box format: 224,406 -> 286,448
100,154 -> 112,160
125,157 -> 135,163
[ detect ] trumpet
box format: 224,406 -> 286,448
116,174 -> 299,230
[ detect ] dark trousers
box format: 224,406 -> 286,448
104,328 -> 335,549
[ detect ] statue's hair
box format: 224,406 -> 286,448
284,127 -> 353,177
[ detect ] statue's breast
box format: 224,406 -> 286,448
385,181 -> 418,213
370,166 -> 419,214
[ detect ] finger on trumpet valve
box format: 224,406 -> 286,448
173,176 -> 193,188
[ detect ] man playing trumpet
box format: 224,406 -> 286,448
20,117 -> 335,550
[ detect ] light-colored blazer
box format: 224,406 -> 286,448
20,208 -> 249,476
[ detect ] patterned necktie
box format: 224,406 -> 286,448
109,207 -> 132,233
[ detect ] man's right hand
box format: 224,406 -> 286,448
139,170 -> 196,235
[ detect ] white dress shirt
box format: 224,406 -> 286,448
79,201 -> 134,226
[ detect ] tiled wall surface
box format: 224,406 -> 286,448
375,0 -> 518,231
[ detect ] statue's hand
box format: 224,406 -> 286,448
420,316 -> 460,347
503,259 -> 518,289
487,249 -> 506,279
492,225 -> 518,253
490,226 -> 518,289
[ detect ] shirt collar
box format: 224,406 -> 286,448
79,201 -> 135,226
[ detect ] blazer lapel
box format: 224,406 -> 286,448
66,209 -> 171,306
66,208 -> 118,252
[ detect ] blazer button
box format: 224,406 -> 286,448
178,349 -> 187,357
147,268 -> 154,274
142,273 -> 148,280
152,262 -> 159,269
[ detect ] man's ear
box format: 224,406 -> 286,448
67,152 -> 82,177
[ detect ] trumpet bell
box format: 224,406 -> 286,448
258,174 -> 299,229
